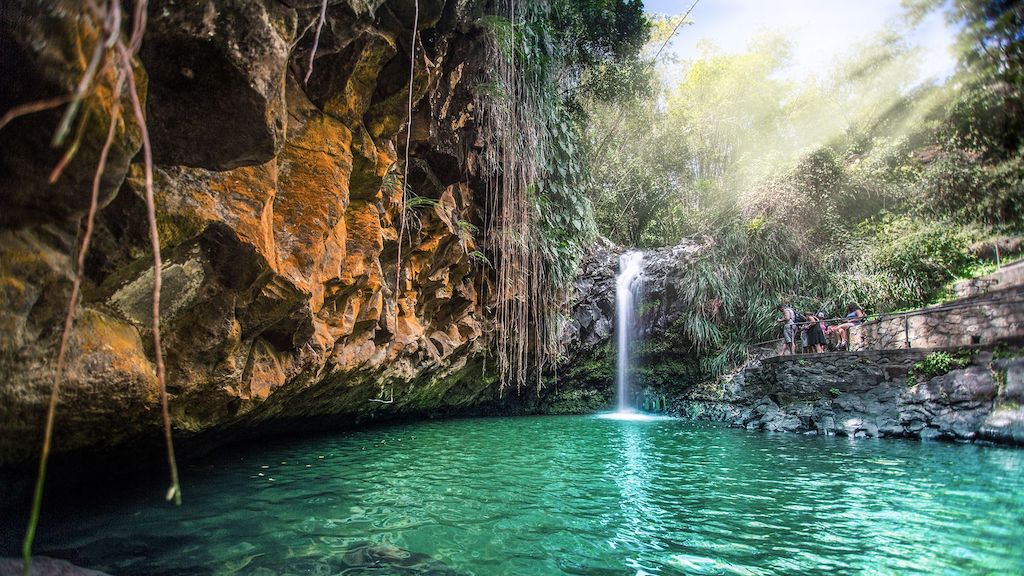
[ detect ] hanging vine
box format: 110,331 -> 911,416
476,0 -> 649,395
1,2 -> 183,572
395,0 -> 420,300
478,2 -> 566,395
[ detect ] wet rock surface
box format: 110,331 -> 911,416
141,0 -> 297,170
0,0 -> 144,226
0,557 -> 111,576
560,240 -> 703,356
0,0 -> 497,467
546,240 -> 704,413
684,350 -> 1024,446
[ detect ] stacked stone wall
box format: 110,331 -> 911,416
853,288 -> 1024,351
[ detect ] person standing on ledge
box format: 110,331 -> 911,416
805,311 -> 828,353
777,303 -> 796,355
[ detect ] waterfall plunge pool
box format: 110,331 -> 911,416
7,416 -> 1023,575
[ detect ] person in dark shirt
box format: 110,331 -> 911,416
805,311 -> 828,353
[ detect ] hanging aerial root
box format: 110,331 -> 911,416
15,1 -> 182,572
304,0 -> 328,84
476,0 -> 570,395
0,95 -> 75,132
21,45 -> 127,576
394,0 -> 420,299
118,43 -> 181,506
48,107 -> 94,183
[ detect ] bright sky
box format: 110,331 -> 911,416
644,0 -> 959,83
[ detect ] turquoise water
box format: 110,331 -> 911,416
18,416 -> 1024,575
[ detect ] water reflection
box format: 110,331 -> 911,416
6,416 -> 1022,576
611,422 -> 653,551
596,412 -> 673,421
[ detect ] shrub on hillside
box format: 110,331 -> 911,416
917,149 -> 1024,228
848,214 -> 975,310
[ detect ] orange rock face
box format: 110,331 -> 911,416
0,0 -> 500,466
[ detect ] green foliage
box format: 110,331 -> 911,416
847,214 -> 976,310
913,351 -> 972,380
468,250 -> 492,267
586,1 -> 1022,318
478,15 -> 514,56
561,343 -> 614,388
829,387 -> 841,396
634,338 -> 670,356
475,0 -> 649,390
634,358 -> 699,390
998,398 -> 1020,411
631,209 -> 841,390
458,219 -> 480,235
746,147 -> 854,247
918,143 -> 1024,228
541,388 -> 609,414
534,117 -> 599,287
551,0 -> 652,102
568,0 -> 1022,395
475,81 -> 508,100
635,298 -> 660,316
482,0 -> 650,288
993,345 -> 1024,360
905,1 -> 1024,230
993,368 -> 1008,391
404,193 -> 440,211
906,0 -> 1023,86
588,9 -> 1023,358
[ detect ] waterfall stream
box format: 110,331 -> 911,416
615,251 -> 644,413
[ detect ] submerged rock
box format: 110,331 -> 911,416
338,542 -> 463,575
0,557 -> 111,576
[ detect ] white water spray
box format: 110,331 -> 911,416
615,251 -> 644,413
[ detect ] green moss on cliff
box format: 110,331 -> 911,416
541,388 -> 609,414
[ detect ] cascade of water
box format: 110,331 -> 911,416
615,251 -> 644,413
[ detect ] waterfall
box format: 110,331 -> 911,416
615,251 -> 644,413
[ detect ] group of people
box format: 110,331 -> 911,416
776,303 -> 866,355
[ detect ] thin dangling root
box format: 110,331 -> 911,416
119,43 -> 181,506
18,2 -> 182,572
304,0 -> 328,84
48,108 -> 94,183
0,95 -> 74,132
394,0 -> 420,301
21,46 -> 127,576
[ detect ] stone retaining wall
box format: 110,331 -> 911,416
954,259 -> 1024,298
744,349 -> 926,404
853,289 -> 1024,351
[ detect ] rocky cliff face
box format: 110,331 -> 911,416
679,349 -> 1024,446
561,241 -> 704,355
545,240 -> 704,413
0,0 -> 500,466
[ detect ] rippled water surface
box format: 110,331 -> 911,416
15,416 -> 1024,575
